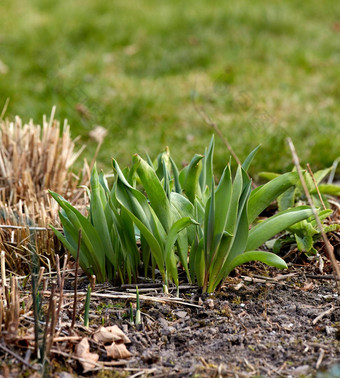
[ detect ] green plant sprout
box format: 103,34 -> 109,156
51,136 -> 318,293
260,163 -> 340,257
84,284 -> 91,328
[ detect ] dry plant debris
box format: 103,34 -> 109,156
75,327 -> 131,373
0,108 -> 91,272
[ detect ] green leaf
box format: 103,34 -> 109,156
170,192 -> 196,244
190,237 -> 205,287
133,154 -> 172,232
278,186 -> 296,211
207,165 -> 233,274
258,172 -> 281,181
90,165 -> 116,267
288,219 -> 318,236
116,182 -> 165,278
113,159 -> 165,276
209,185 -> 251,292
316,184 -> 340,196
309,209 -> 332,225
242,145 -> 260,172
49,191 -> 106,280
199,135 -> 214,195
180,154 -> 204,203
246,206 -> 314,251
295,233 -> 313,252
323,224 -> 340,233
170,156 -> 182,194
272,236 -> 295,254
313,167 -> 332,185
223,251 -> 288,278
164,217 -> 198,286
248,172 -> 300,223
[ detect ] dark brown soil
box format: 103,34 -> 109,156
1,265 -> 340,377
121,267 -> 340,377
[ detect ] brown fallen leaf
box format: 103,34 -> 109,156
75,337 -> 99,373
105,342 -> 132,359
93,325 -> 131,344
301,282 -> 314,291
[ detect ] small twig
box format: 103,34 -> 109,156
1,251 -> 7,309
287,138 -> 340,298
49,348 -> 102,368
193,101 -> 242,165
0,342 -> 38,370
46,297 -> 58,357
0,225 -> 62,231
89,140 -> 103,172
53,335 -> 82,342
37,267 -> 45,287
307,164 -> 327,211
41,290 -> 203,308
306,274 -> 339,281
316,348 -> 325,370
71,229 -> 82,329
129,369 -> 157,378
56,254 -> 68,323
56,255 -> 62,290
41,283 -> 55,361
1,250 -> 6,285
312,306 -> 337,325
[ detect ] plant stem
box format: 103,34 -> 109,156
287,138 -> 340,298
71,229 -> 82,330
84,285 -> 91,328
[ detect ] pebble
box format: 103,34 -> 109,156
58,374 -> 74,378
209,327 -> 218,335
159,317 -> 169,328
292,365 -> 310,376
176,310 -> 188,319
325,325 -> 336,335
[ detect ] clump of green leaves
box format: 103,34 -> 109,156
112,155 -> 197,293
270,210 -> 340,257
50,165 -> 140,283
51,136 -> 318,293
259,165 -> 340,211
260,165 -> 340,257
175,138 -> 314,292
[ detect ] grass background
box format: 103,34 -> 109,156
0,0 -> 339,177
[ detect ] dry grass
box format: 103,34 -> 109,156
0,108 -> 90,273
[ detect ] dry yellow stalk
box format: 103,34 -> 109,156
0,110 -> 91,273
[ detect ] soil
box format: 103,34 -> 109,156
2,262 -> 340,378
121,265 -> 340,377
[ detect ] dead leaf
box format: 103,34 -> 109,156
75,337 -> 99,373
301,282 -> 314,291
93,325 -> 130,344
105,342 -> 132,359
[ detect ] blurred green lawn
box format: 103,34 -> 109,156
1,0 -> 339,176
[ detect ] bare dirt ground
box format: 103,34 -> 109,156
2,260 -> 340,378
121,265 -> 340,377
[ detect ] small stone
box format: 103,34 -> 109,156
325,326 -> 335,336
159,317 -> 169,328
209,327 -> 218,335
292,365 -> 310,376
168,326 -> 176,334
176,311 -> 188,319
58,373 -> 74,378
